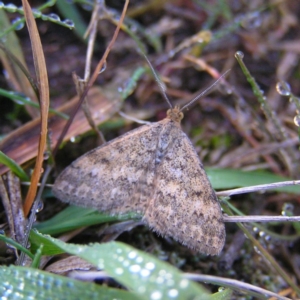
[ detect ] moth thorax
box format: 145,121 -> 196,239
167,106 -> 184,123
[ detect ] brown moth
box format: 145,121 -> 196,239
53,103 -> 225,255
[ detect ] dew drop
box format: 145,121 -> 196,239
166,279 -> 175,287
156,276 -> 164,284
97,257 -> 105,268
9,91 -> 27,105
158,269 -> 167,277
43,151 -> 50,160
151,291 -> 162,300
12,18 -> 25,30
282,203 -> 294,215
38,273 -> 45,281
66,281 -> 74,288
44,282 -> 51,290
140,269 -> 150,277
76,246 -> 84,253
63,19 -> 75,28
115,267 -> 124,275
36,201 -> 44,213
99,61 -> 107,74
294,115 -> 300,127
114,15 -> 120,22
168,289 -> 179,297
259,231 -> 265,237
3,284 -> 13,297
32,8 -> 42,18
145,262 -> 155,270
129,264 -> 141,273
37,279 -> 44,287
48,13 -> 61,21
179,279 -> 189,289
264,235 -> 271,242
70,136 -> 77,143
276,81 -> 291,96
128,251 -> 137,259
6,3 -> 17,12
123,260 -> 130,267
136,256 -> 143,263
54,279 -> 62,288
253,246 -> 261,254
235,51 -> 244,60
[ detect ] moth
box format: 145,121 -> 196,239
53,66 -> 227,255
53,105 -> 226,255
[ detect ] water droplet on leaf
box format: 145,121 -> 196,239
294,115 -> 300,127
235,51 -> 244,60
48,13 -> 61,21
276,81 -> 291,96
12,17 -> 24,30
6,3 -> 17,12
63,19 -> 74,28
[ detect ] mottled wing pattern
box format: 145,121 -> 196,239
144,119 -> 225,255
53,122 -> 164,215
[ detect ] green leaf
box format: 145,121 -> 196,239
30,230 -> 65,255
207,168 -> 300,194
30,231 -> 212,299
34,205 -> 140,235
0,150 -> 29,181
0,234 -> 34,259
55,0 -> 87,40
0,87 -> 68,119
0,265 -> 139,300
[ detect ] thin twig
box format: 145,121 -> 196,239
17,165 -> 53,266
68,269 -> 291,300
184,273 -> 291,300
217,180 -> 300,196
223,215 -> 300,223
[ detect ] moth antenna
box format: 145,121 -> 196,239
180,69 -> 231,112
143,54 -> 173,109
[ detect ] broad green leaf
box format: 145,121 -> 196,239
0,150 -> 29,181
207,168 -> 300,194
0,234 -> 34,259
0,87 -> 68,119
0,265 -> 139,300
34,205 -> 140,235
30,231 -> 211,299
